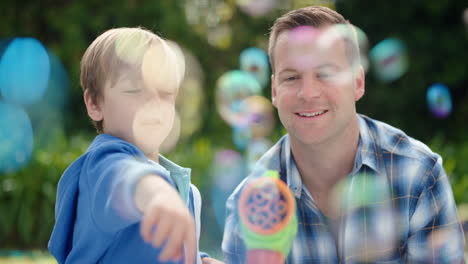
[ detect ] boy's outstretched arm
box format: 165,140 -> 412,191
202,257 -> 224,264
135,175 -> 196,264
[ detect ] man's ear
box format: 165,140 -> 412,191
354,66 -> 365,101
84,89 -> 103,121
271,74 -> 278,107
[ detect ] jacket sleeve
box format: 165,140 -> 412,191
406,156 -> 466,263
83,141 -> 175,233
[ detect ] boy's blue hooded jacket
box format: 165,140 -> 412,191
48,134 -> 197,264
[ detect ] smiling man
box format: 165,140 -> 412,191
222,6 -> 466,264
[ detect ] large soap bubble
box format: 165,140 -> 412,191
0,37 -> 50,105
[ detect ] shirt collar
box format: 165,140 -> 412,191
356,114 -> 383,175
282,136 -> 303,199
158,155 -> 192,205
281,114 -> 384,199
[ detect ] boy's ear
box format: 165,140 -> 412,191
84,89 -> 103,121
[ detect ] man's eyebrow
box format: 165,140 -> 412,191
315,63 -> 341,70
277,68 -> 298,75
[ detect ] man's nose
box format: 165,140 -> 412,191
297,75 -> 321,100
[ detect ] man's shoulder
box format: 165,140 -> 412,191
360,115 -> 439,162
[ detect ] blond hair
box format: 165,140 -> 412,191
80,27 -> 185,133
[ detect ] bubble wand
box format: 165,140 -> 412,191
238,170 -> 298,264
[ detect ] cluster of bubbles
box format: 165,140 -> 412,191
183,1 -> 340,49
184,0 -> 234,49
308,23 -> 454,119
0,37 -> 69,173
184,0 -> 457,121
162,46 -> 205,153
211,46 -> 275,230
216,47 -> 274,151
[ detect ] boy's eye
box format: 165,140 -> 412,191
159,91 -> 176,100
124,89 -> 142,94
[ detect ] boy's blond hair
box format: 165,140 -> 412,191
80,27 -> 185,133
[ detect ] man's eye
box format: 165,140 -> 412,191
284,76 -> 299,82
317,72 -> 334,79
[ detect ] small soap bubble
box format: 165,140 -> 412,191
426,83 -> 452,119
240,47 -> 270,88
216,70 -> 262,127
237,0 -> 278,17
369,38 -> 409,82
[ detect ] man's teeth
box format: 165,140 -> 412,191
299,110 -> 326,117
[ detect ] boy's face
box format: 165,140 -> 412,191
86,44 -> 180,160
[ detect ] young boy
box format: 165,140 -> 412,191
48,27 -> 202,264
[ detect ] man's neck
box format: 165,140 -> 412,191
290,117 -> 360,193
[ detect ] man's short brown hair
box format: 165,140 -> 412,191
268,6 -> 360,72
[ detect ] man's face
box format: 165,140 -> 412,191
271,25 -> 365,146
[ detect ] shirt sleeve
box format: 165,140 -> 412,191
222,189 -> 247,264
406,156 -> 466,263
83,142 -> 175,233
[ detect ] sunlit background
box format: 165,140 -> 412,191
0,0 -> 467,262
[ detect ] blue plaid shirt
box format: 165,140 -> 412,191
222,114 -> 466,263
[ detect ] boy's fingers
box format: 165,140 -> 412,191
151,217 -> 172,247
140,208 -> 159,241
159,226 -> 185,261
202,258 -> 225,264
184,227 -> 196,264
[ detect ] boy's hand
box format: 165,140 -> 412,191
135,175 -> 196,264
202,257 -> 224,264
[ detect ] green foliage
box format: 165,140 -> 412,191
0,129 -> 92,249
429,135 -> 468,204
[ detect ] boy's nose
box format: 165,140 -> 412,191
142,91 -> 161,109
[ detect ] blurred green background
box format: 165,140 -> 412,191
0,0 -> 467,262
